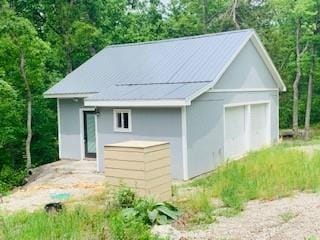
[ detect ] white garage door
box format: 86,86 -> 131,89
224,103 -> 270,160
250,103 -> 268,151
224,105 -> 247,159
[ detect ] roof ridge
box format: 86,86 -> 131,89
107,29 -> 254,49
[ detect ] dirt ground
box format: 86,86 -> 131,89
0,160 -> 106,213
153,192 -> 320,240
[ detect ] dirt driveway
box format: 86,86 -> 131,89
0,160 -> 106,213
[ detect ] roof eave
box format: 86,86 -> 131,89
84,99 -> 189,107
43,92 -> 97,99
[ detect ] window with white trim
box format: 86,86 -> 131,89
113,109 -> 132,132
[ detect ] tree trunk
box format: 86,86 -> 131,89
292,19 -> 302,137
202,0 -> 209,33
231,0 -> 240,30
19,52 -> 32,169
63,34 -> 73,74
304,47 -> 315,140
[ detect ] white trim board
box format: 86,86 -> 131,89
57,99 -> 62,159
94,114 -> 100,172
44,93 -> 97,99
224,100 -> 271,108
250,33 -> 286,91
181,106 -> 188,180
84,99 -> 188,107
79,107 -> 96,161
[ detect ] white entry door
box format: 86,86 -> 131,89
224,105 -> 247,159
250,103 -> 268,151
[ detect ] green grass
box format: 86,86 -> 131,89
0,207 -> 107,240
171,143 -> 320,229
279,211 -> 297,223
177,190 -> 216,226
0,189 -> 162,240
191,146 -> 320,210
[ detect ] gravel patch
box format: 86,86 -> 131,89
152,192 -> 320,240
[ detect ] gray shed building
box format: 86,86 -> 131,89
44,29 -> 286,180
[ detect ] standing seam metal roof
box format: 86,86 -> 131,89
44,29 -> 256,101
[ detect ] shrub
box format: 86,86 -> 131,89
0,165 -> 26,194
114,186 -> 136,208
112,187 -> 180,226
107,210 -> 158,240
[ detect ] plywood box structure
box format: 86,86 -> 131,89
104,141 -> 172,201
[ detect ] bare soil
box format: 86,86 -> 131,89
0,160 -> 106,213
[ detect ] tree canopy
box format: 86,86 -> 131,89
0,0 -> 319,177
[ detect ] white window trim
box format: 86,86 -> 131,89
113,109 -> 132,132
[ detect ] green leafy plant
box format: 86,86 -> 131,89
147,202 -> 180,225
120,201 -> 180,225
114,186 -> 136,208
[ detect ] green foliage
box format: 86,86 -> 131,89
177,190 -> 216,226
1,0 -> 320,195
0,207 -> 107,240
112,186 -> 180,226
107,209 -> 161,240
0,165 -> 26,194
147,202 -> 180,225
191,146 -> 320,210
114,185 -> 136,208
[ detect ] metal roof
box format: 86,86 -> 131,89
44,29 -> 285,105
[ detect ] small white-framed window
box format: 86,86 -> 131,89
113,109 -> 132,132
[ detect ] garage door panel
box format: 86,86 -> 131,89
224,106 -> 247,159
250,104 -> 267,150
224,103 -> 269,161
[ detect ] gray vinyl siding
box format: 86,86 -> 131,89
214,41 -> 278,89
59,98 -> 84,160
186,41 -> 280,179
186,90 -> 279,179
96,108 -> 183,179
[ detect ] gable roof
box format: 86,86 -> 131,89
44,29 -> 286,106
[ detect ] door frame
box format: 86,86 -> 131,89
83,111 -> 97,158
79,107 -> 98,160
223,100 -> 271,160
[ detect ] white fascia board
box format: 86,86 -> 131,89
208,88 -> 279,93
185,31 -> 254,105
250,32 -> 286,92
84,99 -> 189,107
43,93 -> 97,99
